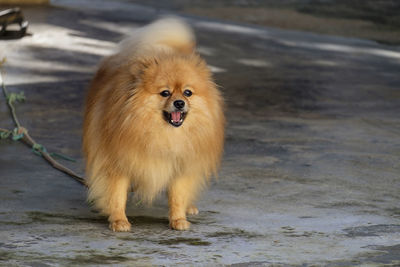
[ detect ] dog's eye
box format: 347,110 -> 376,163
160,90 -> 171,97
183,89 -> 192,97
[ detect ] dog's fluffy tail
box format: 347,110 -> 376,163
119,17 -> 195,56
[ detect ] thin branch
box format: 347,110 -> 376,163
18,127 -> 87,186
1,60 -> 87,187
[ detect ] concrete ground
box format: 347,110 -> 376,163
1,0 -> 400,266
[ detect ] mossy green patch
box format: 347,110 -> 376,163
0,250 -> 14,260
0,248 -> 144,265
0,220 -> 31,226
69,253 -> 132,264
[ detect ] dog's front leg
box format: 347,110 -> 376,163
106,173 -> 131,232
168,175 -> 200,230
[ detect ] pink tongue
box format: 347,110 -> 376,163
171,111 -> 181,123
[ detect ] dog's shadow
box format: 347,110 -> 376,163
126,215 -> 169,227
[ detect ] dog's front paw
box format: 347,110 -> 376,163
170,218 -> 191,230
186,206 -> 199,215
109,219 -> 131,232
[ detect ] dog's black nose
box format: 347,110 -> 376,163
174,100 -> 185,109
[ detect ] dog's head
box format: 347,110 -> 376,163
131,53 -> 220,129
160,87 -> 191,127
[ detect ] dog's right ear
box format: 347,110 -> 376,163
130,56 -> 159,78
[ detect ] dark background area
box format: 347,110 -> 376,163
125,0 -> 400,45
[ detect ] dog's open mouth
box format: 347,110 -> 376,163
163,111 -> 187,127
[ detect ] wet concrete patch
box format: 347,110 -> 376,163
230,261 -> 271,267
344,224 -> 400,237
315,201 -> 379,209
328,244 -> 400,266
224,136 -> 289,157
158,237 -> 211,246
365,244 -> 400,265
26,211 -> 103,224
386,207 -> 400,219
64,252 -> 135,265
207,228 -> 262,239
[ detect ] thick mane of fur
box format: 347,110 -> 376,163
83,18 -> 224,231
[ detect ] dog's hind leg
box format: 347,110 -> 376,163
186,204 -> 199,215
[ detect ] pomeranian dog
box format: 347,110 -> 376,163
83,18 -> 225,231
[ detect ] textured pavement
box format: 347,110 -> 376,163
0,1 -> 400,266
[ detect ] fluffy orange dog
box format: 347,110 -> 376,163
83,18 -> 224,231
